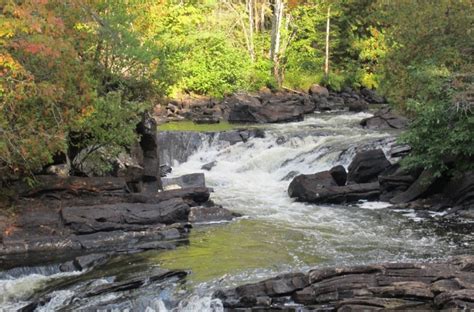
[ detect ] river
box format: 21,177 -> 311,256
0,112 -> 469,311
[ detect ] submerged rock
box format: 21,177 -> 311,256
201,161 -> 217,171
188,206 -> 240,223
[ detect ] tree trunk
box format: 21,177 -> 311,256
247,0 -> 255,61
270,0 -> 284,86
324,5 -> 331,80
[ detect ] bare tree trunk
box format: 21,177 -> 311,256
247,0 -> 255,61
225,1 -> 254,62
270,0 -> 284,86
260,0 -> 266,31
324,5 -> 331,80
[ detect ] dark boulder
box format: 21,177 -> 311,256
288,171 -> 380,204
288,171 -> 338,200
346,99 -> 369,112
329,165 -> 347,186
225,93 -> 307,123
360,108 -> 409,130
218,131 -> 246,145
201,161 -> 217,171
316,95 -> 345,111
347,149 -> 391,184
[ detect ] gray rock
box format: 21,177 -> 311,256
61,198 -> 190,234
214,256 -> 474,310
188,206 -> 239,222
162,173 -> 206,190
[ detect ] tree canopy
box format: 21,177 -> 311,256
1,0 -> 473,180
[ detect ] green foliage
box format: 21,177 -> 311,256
401,97 -> 474,177
71,91 -> 143,155
178,35 -> 251,98
0,0 -> 152,179
381,0 -> 474,174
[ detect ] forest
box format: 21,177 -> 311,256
1,0 -> 472,183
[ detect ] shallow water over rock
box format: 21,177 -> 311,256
0,112 -> 471,311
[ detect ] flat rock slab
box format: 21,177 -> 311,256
214,256 -> 474,311
61,198 -> 190,234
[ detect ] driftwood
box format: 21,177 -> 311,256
18,176 -> 127,196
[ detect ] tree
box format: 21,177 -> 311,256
270,0 -> 285,85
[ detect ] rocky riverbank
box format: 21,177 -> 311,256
214,255 -> 474,311
156,85 -> 394,125
288,146 -> 474,220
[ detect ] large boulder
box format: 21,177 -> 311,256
360,108 -> 409,130
315,95 -> 345,111
288,171 -> 338,200
346,99 -> 369,112
347,149 -> 391,184
288,169 -> 380,204
225,93 -> 307,123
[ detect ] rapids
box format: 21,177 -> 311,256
0,112 -> 469,311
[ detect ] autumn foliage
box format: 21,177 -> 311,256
1,0 -> 145,179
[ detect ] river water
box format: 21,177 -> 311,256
0,112 -> 470,311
